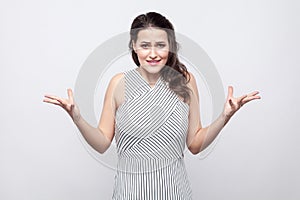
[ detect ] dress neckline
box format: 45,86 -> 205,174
134,68 -> 162,89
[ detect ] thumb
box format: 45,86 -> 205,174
67,88 -> 74,103
226,85 -> 233,100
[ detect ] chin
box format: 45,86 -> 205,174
141,65 -> 164,74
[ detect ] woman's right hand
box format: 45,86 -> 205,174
43,88 -> 81,122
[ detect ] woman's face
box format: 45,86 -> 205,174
133,27 -> 169,74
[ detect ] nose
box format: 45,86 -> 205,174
149,47 -> 157,59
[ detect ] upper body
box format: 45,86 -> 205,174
43,11 -> 261,156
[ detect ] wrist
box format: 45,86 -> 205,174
221,111 -> 232,126
72,113 -> 82,125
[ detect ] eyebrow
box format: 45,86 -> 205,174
140,41 -> 167,44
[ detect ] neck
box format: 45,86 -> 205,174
137,67 -> 160,84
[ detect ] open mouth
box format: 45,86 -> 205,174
146,59 -> 161,65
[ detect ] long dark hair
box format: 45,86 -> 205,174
129,12 -> 191,103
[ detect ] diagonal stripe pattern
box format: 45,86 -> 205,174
112,68 -> 193,200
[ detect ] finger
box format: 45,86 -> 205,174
45,94 -> 71,107
227,86 -> 233,99
55,97 -> 68,106
43,98 -> 63,106
67,88 -> 74,103
237,91 -> 260,105
43,96 -> 60,102
238,94 -> 248,102
237,94 -> 248,107
247,91 -> 260,96
242,91 -> 260,102
44,94 -> 63,101
242,95 -> 261,104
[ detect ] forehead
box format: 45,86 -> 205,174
136,28 -> 168,42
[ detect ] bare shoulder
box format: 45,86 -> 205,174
187,71 -> 197,91
108,72 -> 125,107
105,72 -> 125,91
186,71 -> 199,101
110,72 -> 125,85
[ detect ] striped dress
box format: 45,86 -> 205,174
112,68 -> 193,200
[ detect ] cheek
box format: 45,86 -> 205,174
157,50 -> 169,59
136,48 -> 169,60
136,51 -> 149,60
162,51 -> 169,58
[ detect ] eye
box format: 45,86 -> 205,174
156,43 -> 166,48
140,43 -> 150,49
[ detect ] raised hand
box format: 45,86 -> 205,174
43,88 -> 81,122
223,86 -> 261,118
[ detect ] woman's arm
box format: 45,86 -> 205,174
43,73 -> 124,154
186,73 -> 261,154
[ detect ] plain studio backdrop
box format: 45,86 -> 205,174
1,0 -> 299,199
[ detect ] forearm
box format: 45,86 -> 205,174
189,112 -> 231,154
73,115 -> 111,154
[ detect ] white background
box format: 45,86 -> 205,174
1,0 -> 299,199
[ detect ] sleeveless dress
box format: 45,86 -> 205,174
112,68 -> 193,200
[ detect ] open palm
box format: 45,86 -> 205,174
43,88 -> 80,121
223,86 -> 261,117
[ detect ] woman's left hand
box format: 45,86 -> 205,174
223,86 -> 261,118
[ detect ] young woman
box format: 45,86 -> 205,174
43,12 -> 261,200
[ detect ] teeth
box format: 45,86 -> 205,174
147,60 -> 161,65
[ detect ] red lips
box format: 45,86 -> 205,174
146,59 -> 161,65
